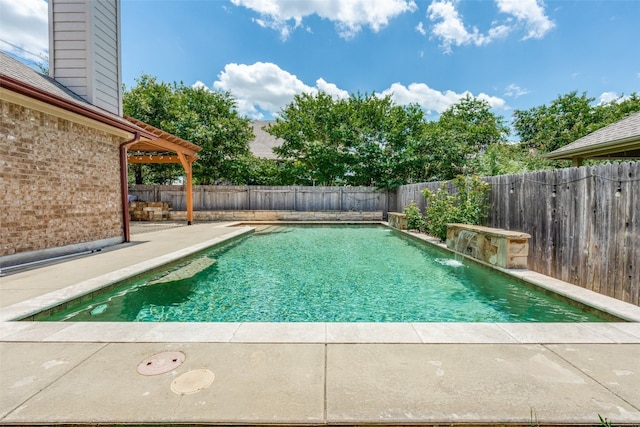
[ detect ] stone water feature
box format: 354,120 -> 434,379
446,224 -> 531,269
387,212 -> 408,230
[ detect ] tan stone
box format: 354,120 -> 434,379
388,212 -> 408,230
446,223 -> 531,269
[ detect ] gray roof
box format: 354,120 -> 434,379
545,110 -> 640,161
0,52 -> 145,133
249,121 -> 283,160
2,52 -> 94,109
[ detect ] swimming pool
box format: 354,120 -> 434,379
35,225 -> 609,323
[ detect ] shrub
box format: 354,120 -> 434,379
421,175 -> 490,240
403,201 -> 425,231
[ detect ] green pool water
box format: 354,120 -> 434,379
40,225 -> 606,322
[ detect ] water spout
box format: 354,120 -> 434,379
454,229 -> 478,259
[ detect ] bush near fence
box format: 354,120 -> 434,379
396,162 -> 640,307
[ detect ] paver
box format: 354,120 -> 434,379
2,224 -> 640,425
326,343 -> 640,424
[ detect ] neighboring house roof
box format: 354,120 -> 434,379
544,111 -> 640,163
249,121 -> 283,160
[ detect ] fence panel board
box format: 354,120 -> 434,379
128,185 -> 389,213
249,187 -> 296,210
395,162 -> 640,306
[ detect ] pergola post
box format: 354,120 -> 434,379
178,152 -> 195,225
124,116 -> 201,227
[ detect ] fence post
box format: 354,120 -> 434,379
247,187 -> 251,210
294,187 -> 298,211
340,188 -> 344,211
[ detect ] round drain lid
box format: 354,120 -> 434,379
171,369 -> 215,395
137,351 -> 186,376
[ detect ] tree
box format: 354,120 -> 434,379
268,92 -> 353,185
417,95 -> 510,181
593,92 -> 640,127
513,91 -> 596,153
268,92 -> 426,187
474,142 -> 555,176
511,90 -> 640,169
123,75 -> 254,184
123,75 -> 183,184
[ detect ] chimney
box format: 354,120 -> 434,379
48,0 -> 123,116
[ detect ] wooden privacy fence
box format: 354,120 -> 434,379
395,162 -> 640,306
129,185 -> 391,215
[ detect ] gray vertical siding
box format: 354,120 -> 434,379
50,0 -> 121,115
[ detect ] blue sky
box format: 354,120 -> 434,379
2,0 -> 639,134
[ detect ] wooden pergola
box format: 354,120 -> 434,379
124,116 -> 202,224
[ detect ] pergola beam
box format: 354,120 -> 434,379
128,156 -> 182,164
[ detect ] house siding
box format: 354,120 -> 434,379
91,0 -> 121,115
0,99 -> 125,258
50,0 -> 122,115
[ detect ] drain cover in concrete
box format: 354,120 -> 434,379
171,369 -> 215,395
137,351 -> 186,376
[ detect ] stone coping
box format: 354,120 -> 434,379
2,320 -> 640,344
0,226 -> 255,323
448,223 -> 532,239
1,223 -> 639,345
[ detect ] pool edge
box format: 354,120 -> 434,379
1,222 -> 639,344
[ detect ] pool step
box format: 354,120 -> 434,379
149,257 -> 217,284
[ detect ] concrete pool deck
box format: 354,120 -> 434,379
1,222 -> 640,425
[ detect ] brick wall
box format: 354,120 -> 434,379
0,99 -> 125,258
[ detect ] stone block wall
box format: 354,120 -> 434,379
446,223 -> 531,269
387,212 -> 408,230
129,201 -> 172,221
0,99 -> 125,259
168,210 -> 384,222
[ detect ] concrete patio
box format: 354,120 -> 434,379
1,222 -> 640,425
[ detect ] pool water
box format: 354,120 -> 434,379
40,225 -> 606,322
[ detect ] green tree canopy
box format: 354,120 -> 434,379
512,90 -> 640,154
268,92 -> 426,188
123,75 -> 254,184
417,95 -> 510,181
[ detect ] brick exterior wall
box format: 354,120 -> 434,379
0,99 -> 125,258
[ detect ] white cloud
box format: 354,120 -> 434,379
495,0 -> 555,39
598,92 -> 618,104
597,91 -> 634,105
426,1 -> 498,53
381,82 -> 506,115
415,21 -> 426,36
230,0 -> 417,40
212,62 -> 311,118
192,81 -> 213,92
211,62 -> 348,119
504,83 -> 529,98
0,0 -> 48,63
425,0 -> 553,53
210,62 -> 506,119
315,78 -> 349,99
